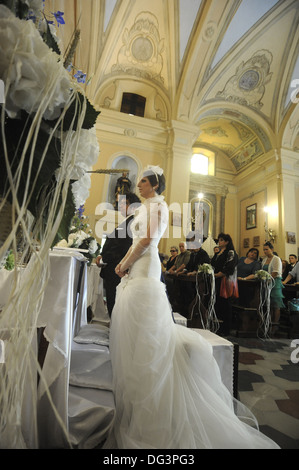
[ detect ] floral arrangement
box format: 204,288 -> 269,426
57,205 -> 101,265
0,1 -> 100,448
255,269 -> 273,281
0,0 -> 100,251
198,263 -> 214,275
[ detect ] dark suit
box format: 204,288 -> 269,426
178,248 -> 211,316
100,214 -> 134,316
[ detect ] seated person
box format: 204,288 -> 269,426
237,248 -> 261,280
281,259 -> 290,281
289,254 -> 298,268
165,246 -> 178,271
178,239 -> 211,318
164,246 -> 178,304
282,262 -> 299,285
184,240 -> 210,275
168,242 -> 191,275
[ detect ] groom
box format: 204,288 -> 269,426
96,192 -> 141,316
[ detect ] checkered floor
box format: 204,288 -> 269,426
227,336 -> 299,449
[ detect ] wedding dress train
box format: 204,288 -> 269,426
104,196 -> 279,449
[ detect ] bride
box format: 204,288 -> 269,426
104,165 -> 279,449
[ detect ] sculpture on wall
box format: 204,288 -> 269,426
114,171 -> 132,197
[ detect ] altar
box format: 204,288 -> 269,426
0,250 -> 240,448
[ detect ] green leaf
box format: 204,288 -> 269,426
45,93 -> 100,131
42,18 -> 61,55
51,184 -> 76,247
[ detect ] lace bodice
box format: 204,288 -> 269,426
130,195 -> 168,248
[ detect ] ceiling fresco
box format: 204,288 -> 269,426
45,0 -> 299,173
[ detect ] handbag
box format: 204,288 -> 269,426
220,275 -> 239,299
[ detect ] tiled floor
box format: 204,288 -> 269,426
227,335 -> 299,449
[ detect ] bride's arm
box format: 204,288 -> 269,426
117,202 -> 166,274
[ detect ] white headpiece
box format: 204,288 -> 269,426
142,165 -> 163,182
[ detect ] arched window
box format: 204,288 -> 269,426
191,154 -> 208,175
120,93 -> 146,117
191,149 -> 215,176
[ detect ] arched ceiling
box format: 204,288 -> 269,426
45,0 -> 299,173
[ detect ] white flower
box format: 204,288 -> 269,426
68,230 -> 88,247
56,239 -> 68,248
255,270 -> 272,281
68,127 -> 99,180
21,0 -> 43,13
198,263 -> 213,274
0,5 -> 71,119
71,173 -> 91,209
88,239 -> 98,254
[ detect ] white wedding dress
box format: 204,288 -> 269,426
104,195 -> 279,449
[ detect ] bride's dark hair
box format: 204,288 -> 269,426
147,173 -> 166,195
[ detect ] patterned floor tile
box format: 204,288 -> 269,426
238,352 -> 264,364
230,336 -> 299,448
276,390 -> 299,419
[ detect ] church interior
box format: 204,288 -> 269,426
47,0 -> 299,261
0,0 -> 299,451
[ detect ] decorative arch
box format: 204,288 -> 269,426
94,77 -> 171,121
105,153 -> 142,206
281,102 -> 299,150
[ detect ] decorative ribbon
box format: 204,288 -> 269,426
189,264 -> 219,333
255,270 -> 275,338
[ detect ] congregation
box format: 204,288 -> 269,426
161,236 -> 298,338
97,192 -> 299,340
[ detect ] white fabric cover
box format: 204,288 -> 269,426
173,312 -> 187,326
68,386 -> 115,449
69,349 -> 113,391
73,323 -> 109,346
104,195 -> 279,449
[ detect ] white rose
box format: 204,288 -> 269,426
21,0 -> 43,13
0,5 -> 71,119
68,127 -> 100,180
71,173 -> 91,209
88,239 -> 98,255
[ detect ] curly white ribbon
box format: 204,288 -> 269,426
190,270 -> 219,333
257,277 -> 275,338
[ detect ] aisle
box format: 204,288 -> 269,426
228,336 -> 299,449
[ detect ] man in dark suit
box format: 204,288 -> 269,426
178,236 -> 210,317
96,192 -> 141,316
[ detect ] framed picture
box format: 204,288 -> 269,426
286,231 -> 296,244
253,236 -> 260,247
171,212 -> 182,227
246,203 -> 257,230
243,238 -> 250,248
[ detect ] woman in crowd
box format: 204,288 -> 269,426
104,166 -> 279,449
261,241 -> 284,328
165,246 -> 178,271
211,233 -> 239,336
237,248 -> 261,280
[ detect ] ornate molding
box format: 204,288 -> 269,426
216,50 -> 273,109
112,12 -> 164,83
189,174 -> 228,197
